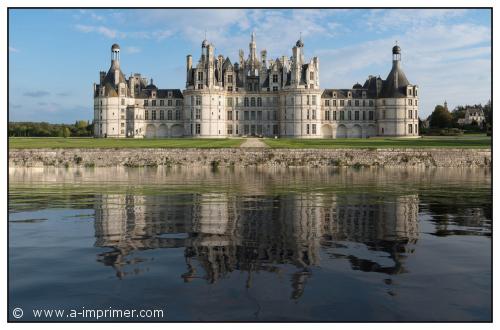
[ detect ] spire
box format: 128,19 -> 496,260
249,31 -> 256,62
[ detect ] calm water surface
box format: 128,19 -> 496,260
8,167 -> 491,321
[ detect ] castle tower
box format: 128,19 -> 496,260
376,44 -> 419,137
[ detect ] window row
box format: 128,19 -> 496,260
145,109 -> 182,121
144,99 -> 182,107
325,99 -> 374,107
323,110 -> 375,121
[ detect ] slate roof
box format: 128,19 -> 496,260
380,63 -> 411,98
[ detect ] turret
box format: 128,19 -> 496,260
186,55 -> 192,86
261,50 -> 267,68
111,43 -> 121,85
249,32 -> 257,63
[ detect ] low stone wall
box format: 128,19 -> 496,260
9,148 -> 491,168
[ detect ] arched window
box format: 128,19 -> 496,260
244,97 -> 249,107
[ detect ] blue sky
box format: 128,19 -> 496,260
9,8 -> 491,123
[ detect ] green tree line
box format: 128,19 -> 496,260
423,100 -> 491,135
8,121 -> 94,137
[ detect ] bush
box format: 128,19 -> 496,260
425,128 -> 463,136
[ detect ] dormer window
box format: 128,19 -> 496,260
348,92 -> 352,98
168,91 -> 172,98
408,88 -> 412,96
152,92 -> 156,98
362,91 -> 366,98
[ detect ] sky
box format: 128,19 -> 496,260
8,8 -> 491,123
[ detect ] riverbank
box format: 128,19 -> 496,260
9,148 -> 491,168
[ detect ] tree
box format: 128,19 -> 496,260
63,127 -> 71,138
483,100 -> 492,128
429,105 -> 453,129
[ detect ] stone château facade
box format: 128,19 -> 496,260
93,34 -> 419,138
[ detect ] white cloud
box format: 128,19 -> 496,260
75,24 -> 120,39
125,46 -> 141,54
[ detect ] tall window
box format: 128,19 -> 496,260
227,111 -> 233,120
244,97 -> 249,107
306,124 -> 310,135
144,100 -> 148,106
195,96 -> 202,106
312,124 -> 316,135
195,108 -> 201,119
312,110 -> 316,120
325,100 -> 330,106
257,97 -> 262,107
145,110 -> 149,120
160,100 -> 165,106
250,97 -> 256,107
160,110 -> 165,120
340,100 -> 344,107
310,72 -> 314,80
198,72 -> 203,81
152,110 -> 157,120
340,111 -> 344,120
348,111 -> 352,120
273,86 -> 278,91
312,95 -> 317,105
355,100 -> 359,106
168,99 -> 172,106
152,100 -> 156,107
355,111 -> 359,120
306,95 -> 310,105
196,123 -> 201,134
408,110 -> 413,119
167,110 -> 172,120
175,110 -> 181,120
333,111 -> 337,120
325,110 -> 330,121
273,74 -> 278,83
227,75 -> 233,83
408,124 -> 413,134
227,98 -> 233,107
369,111 -> 374,120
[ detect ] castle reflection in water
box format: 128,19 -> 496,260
93,189 -> 419,299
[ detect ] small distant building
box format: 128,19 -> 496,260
457,107 -> 485,127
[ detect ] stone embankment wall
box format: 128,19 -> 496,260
9,148 -> 491,168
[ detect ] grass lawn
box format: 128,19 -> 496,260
9,137 -> 244,149
263,135 -> 491,149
